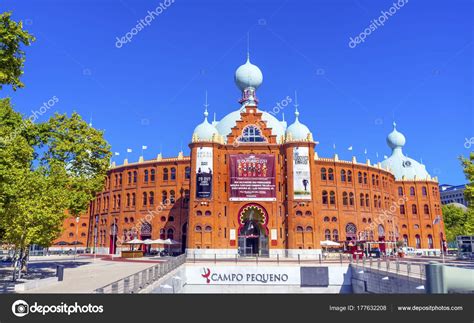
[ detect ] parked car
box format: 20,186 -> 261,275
401,247 -> 416,256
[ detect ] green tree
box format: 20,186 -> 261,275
461,152 -> 474,207
37,112 -> 111,217
442,204 -> 473,242
0,12 -> 35,91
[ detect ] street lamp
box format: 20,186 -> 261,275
74,216 -> 80,261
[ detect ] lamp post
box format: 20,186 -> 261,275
74,216 -> 80,262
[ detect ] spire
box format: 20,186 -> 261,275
282,112 -> 285,122
294,90 -> 300,121
213,112 -> 216,123
246,32 -> 250,62
203,91 -> 209,122
393,121 -> 397,129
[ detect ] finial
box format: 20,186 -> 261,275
393,121 -> 397,129
213,112 -> 216,123
294,90 -> 299,109
282,112 -> 285,122
204,91 -> 209,109
203,91 -> 209,120
246,32 -> 250,62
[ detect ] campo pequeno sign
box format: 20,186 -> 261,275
186,266 -> 301,285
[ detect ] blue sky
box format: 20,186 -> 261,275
1,0 -> 473,184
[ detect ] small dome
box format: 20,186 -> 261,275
234,56 -> 263,91
286,109 -> 311,141
193,109 -> 218,141
387,122 -> 406,149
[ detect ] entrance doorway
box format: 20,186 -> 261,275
237,204 -> 269,257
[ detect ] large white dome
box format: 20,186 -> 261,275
193,109 -> 218,141
286,109 -> 311,140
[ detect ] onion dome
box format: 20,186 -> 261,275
234,55 -> 263,91
285,93 -> 312,141
380,122 -> 430,180
386,122 -> 406,149
192,109 -> 218,141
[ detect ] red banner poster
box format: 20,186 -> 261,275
229,154 -> 276,201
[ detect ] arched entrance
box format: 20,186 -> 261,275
140,222 -> 152,254
109,223 -> 118,255
181,223 -> 187,254
237,204 -> 269,257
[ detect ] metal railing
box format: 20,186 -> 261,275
94,255 -> 185,293
350,256 -> 426,282
187,252 -> 354,265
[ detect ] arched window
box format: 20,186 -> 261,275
296,210 -> 303,216
415,234 -> 421,249
371,174 -> 376,185
332,229 -> 339,241
328,168 -> 334,181
149,192 -> 154,205
426,224 -> 432,229
360,193 -> 364,207
128,172 -> 132,184
150,169 -> 156,181
296,226 -> 304,232
163,168 -> 169,181
422,186 -> 427,196
324,229 -> 331,240
365,194 -> 369,207
144,170 -> 149,182
323,216 -> 330,222
160,229 -> 165,239
410,187 -> 415,196
341,170 -> 346,182
82,223 -> 87,227
363,172 -> 368,184
347,170 -> 352,182
398,186 -> 403,196
126,193 -> 130,207
322,190 -> 328,205
342,192 -> 348,205
185,167 -> 191,179
142,192 -> 147,206
132,193 -> 136,206
196,210 -> 202,216
205,226 -> 212,232
414,224 -> 420,229
321,168 -> 327,180
133,171 -> 137,183
305,211 -> 312,216
170,167 -> 176,180
403,234 -> 408,246
378,224 -> 385,237
331,217 -> 337,222
412,204 -> 417,214
117,194 -> 121,208
424,204 -> 429,214
306,226 -> 313,232
358,171 -> 362,184
374,195 -> 378,208
195,225 -> 202,232
238,125 -> 267,142
162,191 -> 167,204
427,235 -> 433,248
167,228 -> 174,240
402,224 -> 407,229
205,211 -> 211,216
345,223 -> 357,240
168,216 -> 174,222
170,190 -> 175,203
349,192 -> 354,206
329,191 -> 336,205
400,205 -> 405,214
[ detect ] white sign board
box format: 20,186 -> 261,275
186,266 -> 301,285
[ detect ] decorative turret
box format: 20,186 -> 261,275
285,92 -> 312,142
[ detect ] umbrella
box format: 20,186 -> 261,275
164,239 -> 181,245
125,238 -> 144,244
320,240 -> 340,247
151,239 -> 167,244
142,239 -> 154,245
